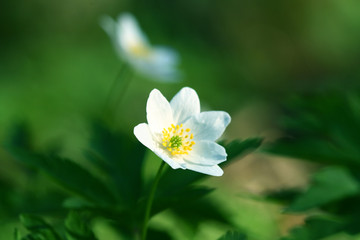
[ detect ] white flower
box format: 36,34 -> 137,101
134,87 -> 231,176
100,13 -> 181,82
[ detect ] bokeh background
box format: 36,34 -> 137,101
1,0 -> 360,239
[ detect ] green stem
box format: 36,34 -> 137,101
113,66 -> 133,113
104,62 -> 134,124
141,161 -> 166,240
104,62 -> 129,111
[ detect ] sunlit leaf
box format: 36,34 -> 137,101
218,231 -> 247,240
14,229 -> 21,240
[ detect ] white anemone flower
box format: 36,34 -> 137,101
134,87 -> 231,176
100,13 -> 181,82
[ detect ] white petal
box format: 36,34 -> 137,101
146,89 -> 173,134
99,15 -> 116,40
184,141 -> 227,166
133,123 -> 156,151
170,87 -> 200,124
152,149 -> 185,169
134,123 -> 184,169
116,13 -> 149,53
129,57 -> 181,82
127,47 -> 181,82
151,46 -> 179,67
184,111 -> 231,141
184,164 -> 224,176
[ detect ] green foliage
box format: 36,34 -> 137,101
3,0 -> 360,239
266,92 -> 360,239
153,138 -> 263,223
16,212 -> 98,240
286,167 -> 360,212
65,211 -> 98,240
280,217 -> 344,240
10,151 -> 117,207
265,93 -> 360,167
18,214 -> 62,240
86,121 -> 146,207
218,231 -> 247,240
4,120 -> 261,240
158,138 -> 263,196
223,138 -> 263,161
266,189 -> 301,205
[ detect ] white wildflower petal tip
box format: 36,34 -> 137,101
134,87 -> 230,176
99,15 -> 116,39
133,123 -> 155,151
185,141 -> 227,166
185,111 -> 231,142
170,87 -> 200,124
185,164 -> 224,177
146,89 -> 173,134
117,13 -> 149,53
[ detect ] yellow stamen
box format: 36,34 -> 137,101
161,123 -> 196,156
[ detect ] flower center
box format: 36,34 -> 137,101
129,43 -> 151,57
169,135 -> 182,148
162,124 -> 195,156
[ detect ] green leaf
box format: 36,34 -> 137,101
287,167 -> 360,212
265,92 -> 360,167
19,214 -> 62,240
218,231 -> 247,240
223,138 -> 263,162
265,188 -> 302,204
6,122 -> 32,150
153,186 -> 214,216
65,211 -> 98,240
86,121 -> 146,206
148,138 -> 262,220
281,216 -> 344,240
170,196 -> 233,230
11,150 -> 116,206
14,229 -> 22,240
147,228 -> 172,240
321,233 -> 360,240
265,138 -> 360,168
6,122 -> 117,206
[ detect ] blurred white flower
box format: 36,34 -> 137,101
134,87 -> 231,176
100,13 -> 181,82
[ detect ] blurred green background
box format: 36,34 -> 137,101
1,0 -> 360,239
